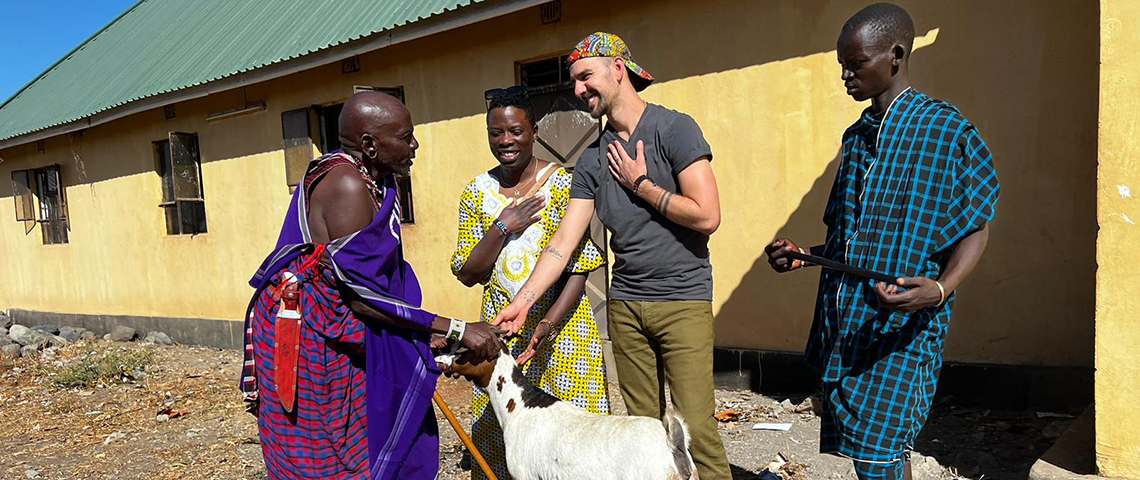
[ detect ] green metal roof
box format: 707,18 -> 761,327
0,0 -> 487,142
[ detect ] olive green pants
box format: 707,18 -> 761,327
608,299 -> 731,480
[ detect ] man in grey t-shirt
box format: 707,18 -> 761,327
572,103 -> 714,301
495,32 -> 729,480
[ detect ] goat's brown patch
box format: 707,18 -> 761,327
496,375 -> 505,392
506,399 -> 516,413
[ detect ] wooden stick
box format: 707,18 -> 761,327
433,391 -> 499,480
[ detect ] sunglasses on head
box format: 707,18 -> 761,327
484,85 -> 527,107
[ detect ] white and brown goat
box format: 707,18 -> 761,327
442,349 -> 698,480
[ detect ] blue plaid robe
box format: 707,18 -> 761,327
807,88 -> 1000,464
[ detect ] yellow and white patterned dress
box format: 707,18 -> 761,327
450,166 -> 609,480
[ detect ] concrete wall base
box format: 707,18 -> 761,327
713,348 -> 1094,411
8,308 -> 243,350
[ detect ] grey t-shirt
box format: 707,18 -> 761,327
570,104 -> 714,301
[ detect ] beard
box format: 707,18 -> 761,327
587,92 -> 609,119
367,152 -> 412,178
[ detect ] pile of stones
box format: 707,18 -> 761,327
0,311 -> 174,359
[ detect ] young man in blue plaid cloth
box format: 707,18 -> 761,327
765,3 -> 1000,479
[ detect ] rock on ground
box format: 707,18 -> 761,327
144,331 -> 174,346
79,330 -> 97,341
16,332 -> 49,349
30,325 -> 60,336
8,324 -> 30,341
0,311 -> 11,329
20,344 -> 39,357
103,431 -> 127,445
59,327 -> 82,343
1,343 -> 20,358
911,453 -> 949,480
108,326 -> 137,342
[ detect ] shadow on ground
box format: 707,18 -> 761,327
732,463 -> 761,479
913,401 -> 1080,480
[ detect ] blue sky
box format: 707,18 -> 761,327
0,0 -> 138,104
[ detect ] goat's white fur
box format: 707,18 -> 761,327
460,350 -> 699,480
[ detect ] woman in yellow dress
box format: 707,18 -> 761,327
450,87 -> 609,479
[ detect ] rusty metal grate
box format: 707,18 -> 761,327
540,0 -> 561,24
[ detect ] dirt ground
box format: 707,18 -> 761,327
0,341 -> 1070,480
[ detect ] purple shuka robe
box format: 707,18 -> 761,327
243,152 -> 441,480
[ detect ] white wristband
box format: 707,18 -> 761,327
446,318 -> 466,342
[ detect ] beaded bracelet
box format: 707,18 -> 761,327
494,219 -> 512,237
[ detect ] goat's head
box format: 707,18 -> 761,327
444,353 -> 499,388
436,337 -> 510,389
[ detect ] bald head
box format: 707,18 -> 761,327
338,91 -> 418,177
339,91 -> 407,143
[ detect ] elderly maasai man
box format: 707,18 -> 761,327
240,92 -> 503,480
766,4 -> 1000,479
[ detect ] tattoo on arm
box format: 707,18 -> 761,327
522,290 -> 537,303
661,192 -> 674,216
544,245 -> 564,260
654,190 -> 674,216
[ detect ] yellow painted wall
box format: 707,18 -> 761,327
0,0 -> 1097,367
0,87 -> 295,321
1096,1 -> 1140,477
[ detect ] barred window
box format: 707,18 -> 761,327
154,132 -> 207,235
10,165 -> 69,245
281,107 -> 315,188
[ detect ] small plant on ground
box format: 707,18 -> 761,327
48,346 -> 155,388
